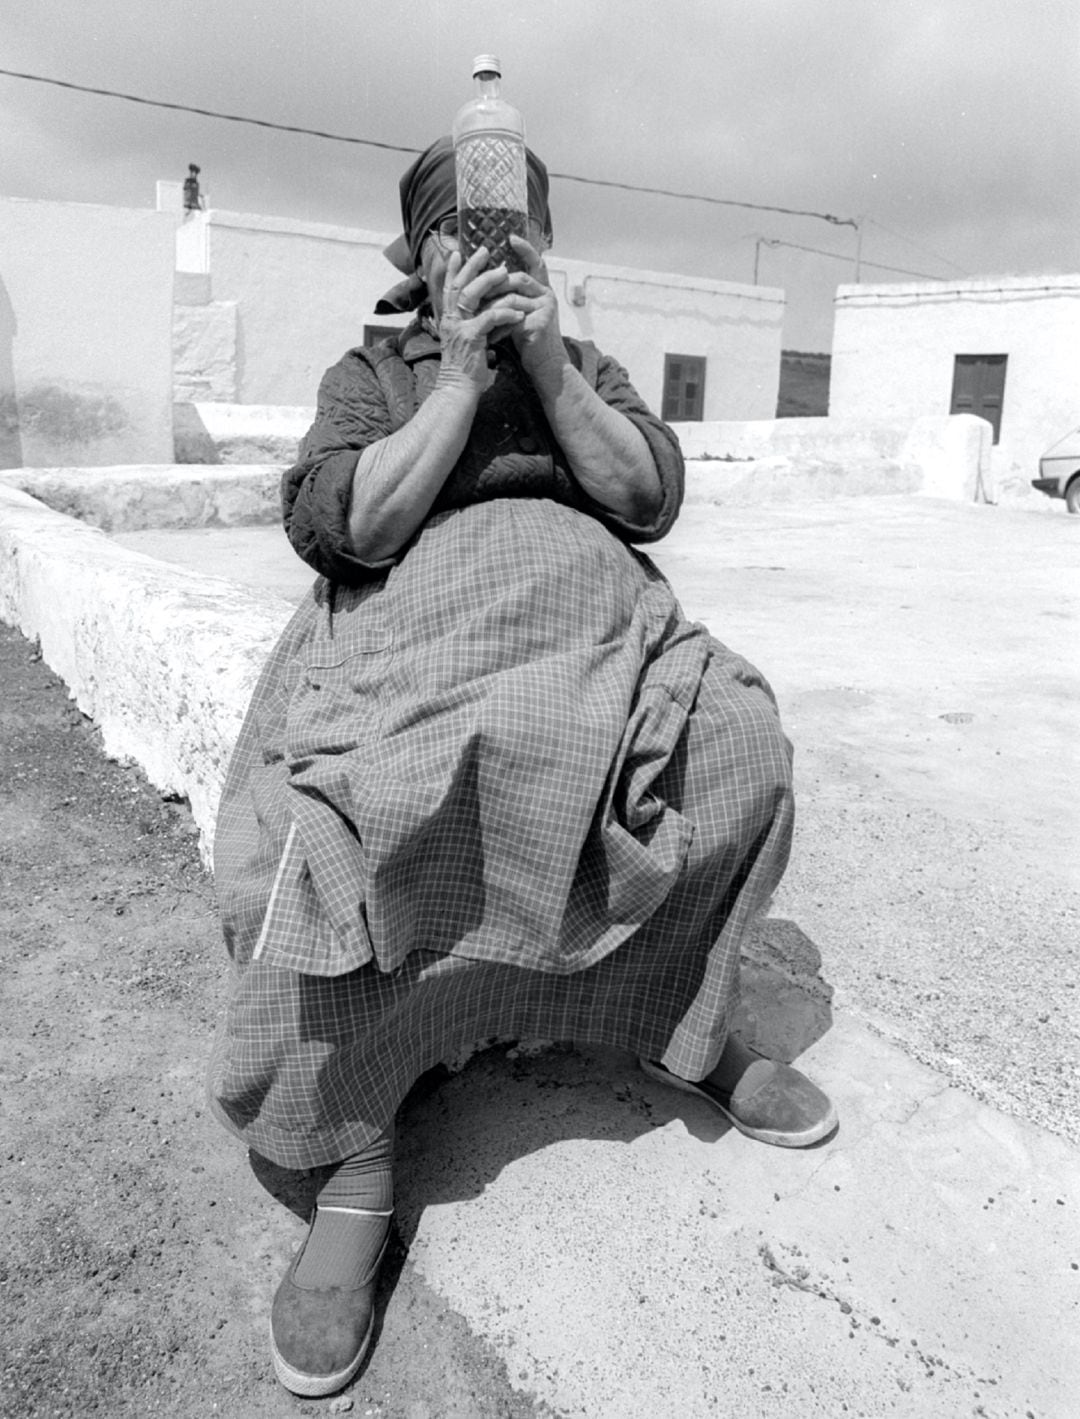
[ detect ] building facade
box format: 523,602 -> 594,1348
0,196 -> 178,469
1,183 -> 784,472
164,191 -> 784,423
829,275 -> 1080,499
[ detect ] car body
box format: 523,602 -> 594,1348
1032,425 -> 1080,512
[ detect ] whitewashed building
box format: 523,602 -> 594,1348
829,275 -> 1080,499
0,196 -> 178,469
161,181 -> 783,426
0,185 -> 786,472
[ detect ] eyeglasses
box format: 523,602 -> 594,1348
429,214 -> 551,257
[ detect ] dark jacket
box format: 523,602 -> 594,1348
281,321 -> 685,584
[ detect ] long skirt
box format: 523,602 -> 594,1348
207,499 -> 793,1169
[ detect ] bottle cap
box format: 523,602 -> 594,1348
472,54 -> 501,77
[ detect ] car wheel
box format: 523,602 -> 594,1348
1067,478 -> 1080,515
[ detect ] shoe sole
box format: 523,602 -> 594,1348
638,1057 -> 838,1148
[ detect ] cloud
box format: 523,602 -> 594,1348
3,0 -> 1077,346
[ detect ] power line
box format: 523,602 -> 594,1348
757,235 -> 952,281
0,66 -> 858,230
546,170 -> 854,227
864,217 -> 968,274
0,67 -> 421,156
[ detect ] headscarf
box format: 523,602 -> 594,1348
375,135 -> 553,313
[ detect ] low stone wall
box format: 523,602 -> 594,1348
0,481 -> 292,856
0,464 -> 281,533
173,403 -> 314,465
671,414 -> 993,504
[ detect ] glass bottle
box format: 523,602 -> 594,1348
452,55 -> 529,272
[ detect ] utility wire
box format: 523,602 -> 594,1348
0,66 -> 858,229
0,67 -> 421,156
758,235 -> 951,281
545,171 -> 855,227
864,216 -> 968,274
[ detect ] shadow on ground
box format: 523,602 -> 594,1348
246,934 -> 835,1392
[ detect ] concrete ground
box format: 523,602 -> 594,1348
108,495 -> 1079,1417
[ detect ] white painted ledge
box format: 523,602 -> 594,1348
0,481 -> 293,858
671,414 -> 993,503
0,464 -> 282,532
172,402 -> 314,464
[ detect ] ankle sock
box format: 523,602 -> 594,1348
293,1126 -> 394,1289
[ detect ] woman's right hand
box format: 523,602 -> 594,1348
344,246 -> 521,564
436,249 -> 522,392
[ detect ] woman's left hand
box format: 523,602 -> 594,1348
488,236 -> 664,526
492,235 -> 568,384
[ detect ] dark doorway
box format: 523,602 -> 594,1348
950,354 -> 1007,443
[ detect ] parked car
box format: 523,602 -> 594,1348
1033,425 -> 1080,513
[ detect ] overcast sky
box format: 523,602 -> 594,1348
3,0 -> 1077,349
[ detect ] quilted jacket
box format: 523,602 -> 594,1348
281,320 -> 685,584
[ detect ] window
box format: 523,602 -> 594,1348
662,354 -> 706,422
950,354 -> 1007,444
363,323 -> 407,346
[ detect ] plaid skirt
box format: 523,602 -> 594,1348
208,500 -> 793,1168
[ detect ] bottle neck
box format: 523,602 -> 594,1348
474,72 -> 501,100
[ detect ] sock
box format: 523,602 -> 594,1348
293,1125 -> 394,1289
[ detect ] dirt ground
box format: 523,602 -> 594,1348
0,619 -> 558,1419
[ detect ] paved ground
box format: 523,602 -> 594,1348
38,492 -> 1076,1415
116,495 -> 1080,1140
1,622 -> 557,1419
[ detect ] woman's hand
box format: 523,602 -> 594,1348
436,248 -> 523,393
487,235 -> 663,525
344,244 -> 524,565
495,235 -> 568,385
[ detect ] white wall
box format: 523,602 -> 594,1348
196,209 -> 784,418
205,211 -> 403,406
673,414 -> 989,503
550,260 -> 783,421
0,196 -> 178,468
829,276 -> 1080,499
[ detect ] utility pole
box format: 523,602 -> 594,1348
853,218 -> 865,283
754,237 -> 779,285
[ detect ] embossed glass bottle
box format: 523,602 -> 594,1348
452,55 -> 529,271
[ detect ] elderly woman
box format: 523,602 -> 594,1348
208,137 -> 836,1397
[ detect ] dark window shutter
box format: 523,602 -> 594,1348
662,354 -> 706,421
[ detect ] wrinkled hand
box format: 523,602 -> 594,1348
494,235 -> 567,382
436,249 -> 522,393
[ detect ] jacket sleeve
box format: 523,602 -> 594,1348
281,351 -> 401,582
569,340 -> 685,544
